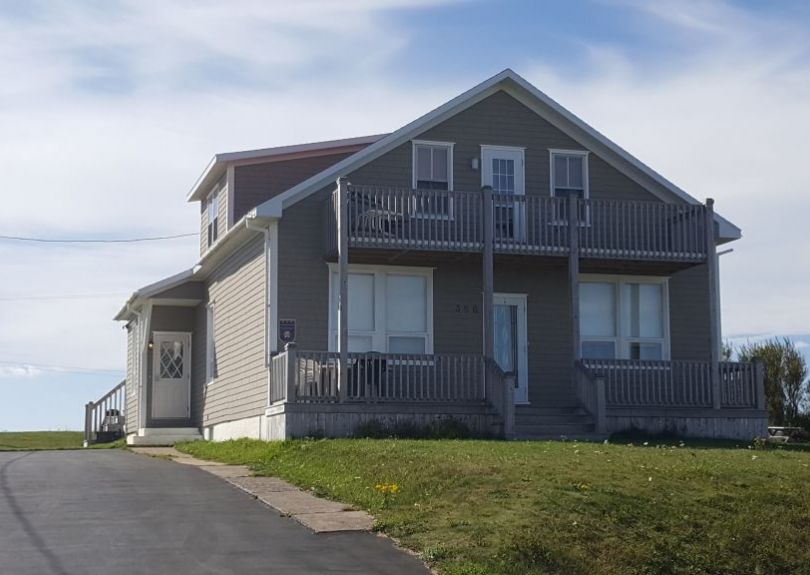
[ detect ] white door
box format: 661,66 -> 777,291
493,293 -> 529,404
151,332 -> 191,419
481,146 -> 525,241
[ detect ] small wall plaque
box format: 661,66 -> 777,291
279,319 -> 296,344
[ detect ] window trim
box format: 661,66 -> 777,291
549,149 -> 590,199
579,274 -> 670,361
206,188 -> 220,248
205,303 -> 215,384
549,149 -> 590,225
327,263 -> 434,354
411,140 -> 455,220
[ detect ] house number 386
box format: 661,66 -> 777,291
455,304 -> 479,314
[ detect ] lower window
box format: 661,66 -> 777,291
580,276 -> 668,360
329,267 -> 432,354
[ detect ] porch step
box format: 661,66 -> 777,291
514,422 -> 596,436
126,427 -> 203,446
515,414 -> 592,425
513,406 -> 604,440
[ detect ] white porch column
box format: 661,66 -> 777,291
337,177 -> 350,402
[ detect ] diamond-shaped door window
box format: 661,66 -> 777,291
159,341 -> 184,379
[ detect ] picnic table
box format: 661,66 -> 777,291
767,426 -> 803,443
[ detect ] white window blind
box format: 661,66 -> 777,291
579,277 -> 668,360
330,268 -> 432,354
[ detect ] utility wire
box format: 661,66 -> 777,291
0,293 -> 127,302
0,360 -> 122,375
0,232 -> 196,244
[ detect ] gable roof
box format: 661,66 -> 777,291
254,69 -> 740,241
187,133 -> 387,203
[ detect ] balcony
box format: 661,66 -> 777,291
325,184 -> 712,264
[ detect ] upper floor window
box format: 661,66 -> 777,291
412,140 -> 454,218
550,150 -> 589,200
413,140 -> 453,191
207,191 -> 219,247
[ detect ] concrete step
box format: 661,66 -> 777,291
515,406 -> 587,416
127,427 -> 203,446
514,422 -> 596,436
513,431 -> 608,442
515,414 -> 594,425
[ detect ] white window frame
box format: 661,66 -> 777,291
327,263 -> 434,354
411,139 -> 454,220
579,274 -> 670,361
205,303 -> 216,384
206,188 -> 220,248
549,149 -> 590,225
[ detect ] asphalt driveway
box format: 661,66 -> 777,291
0,450 -> 429,575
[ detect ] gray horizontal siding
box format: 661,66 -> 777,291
125,319 -> 138,433
349,90 -> 660,203
278,191 -> 331,351
433,261 -> 576,406
669,264 -> 711,361
271,89 -> 712,409
233,151 -> 357,222
191,303 -> 207,427
200,236 -> 267,427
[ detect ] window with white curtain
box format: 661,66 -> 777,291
412,140 -> 453,217
550,150 -> 588,199
329,267 -> 432,353
579,276 -> 668,360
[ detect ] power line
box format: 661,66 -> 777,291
0,293 -> 126,302
0,360 -> 122,375
0,232 -> 197,244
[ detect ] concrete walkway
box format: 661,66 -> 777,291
0,450 -> 428,575
131,447 -> 375,533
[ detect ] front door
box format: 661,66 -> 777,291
493,293 -> 529,404
481,146 -> 525,241
151,332 -> 191,419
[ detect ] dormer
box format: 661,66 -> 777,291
187,135 -> 386,256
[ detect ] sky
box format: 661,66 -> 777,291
1,0 -> 808,430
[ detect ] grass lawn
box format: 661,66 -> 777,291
0,431 -> 123,451
177,438 -> 810,575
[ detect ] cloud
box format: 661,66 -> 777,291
524,0 -> 810,337
0,0 -> 808,392
0,365 -> 44,379
0,0 -> 461,381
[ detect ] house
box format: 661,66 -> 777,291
102,69 -> 767,446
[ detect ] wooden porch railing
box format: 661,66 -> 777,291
268,344 -> 516,435
579,359 -> 763,409
83,379 -> 126,446
325,184 -> 711,262
574,362 -> 606,432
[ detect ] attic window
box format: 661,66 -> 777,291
413,141 -> 453,191
550,150 -> 589,199
207,191 -> 219,247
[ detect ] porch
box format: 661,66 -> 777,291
324,184 -> 711,264
266,347 -> 516,438
265,346 -> 766,439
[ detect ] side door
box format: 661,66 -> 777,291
151,332 -> 191,420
